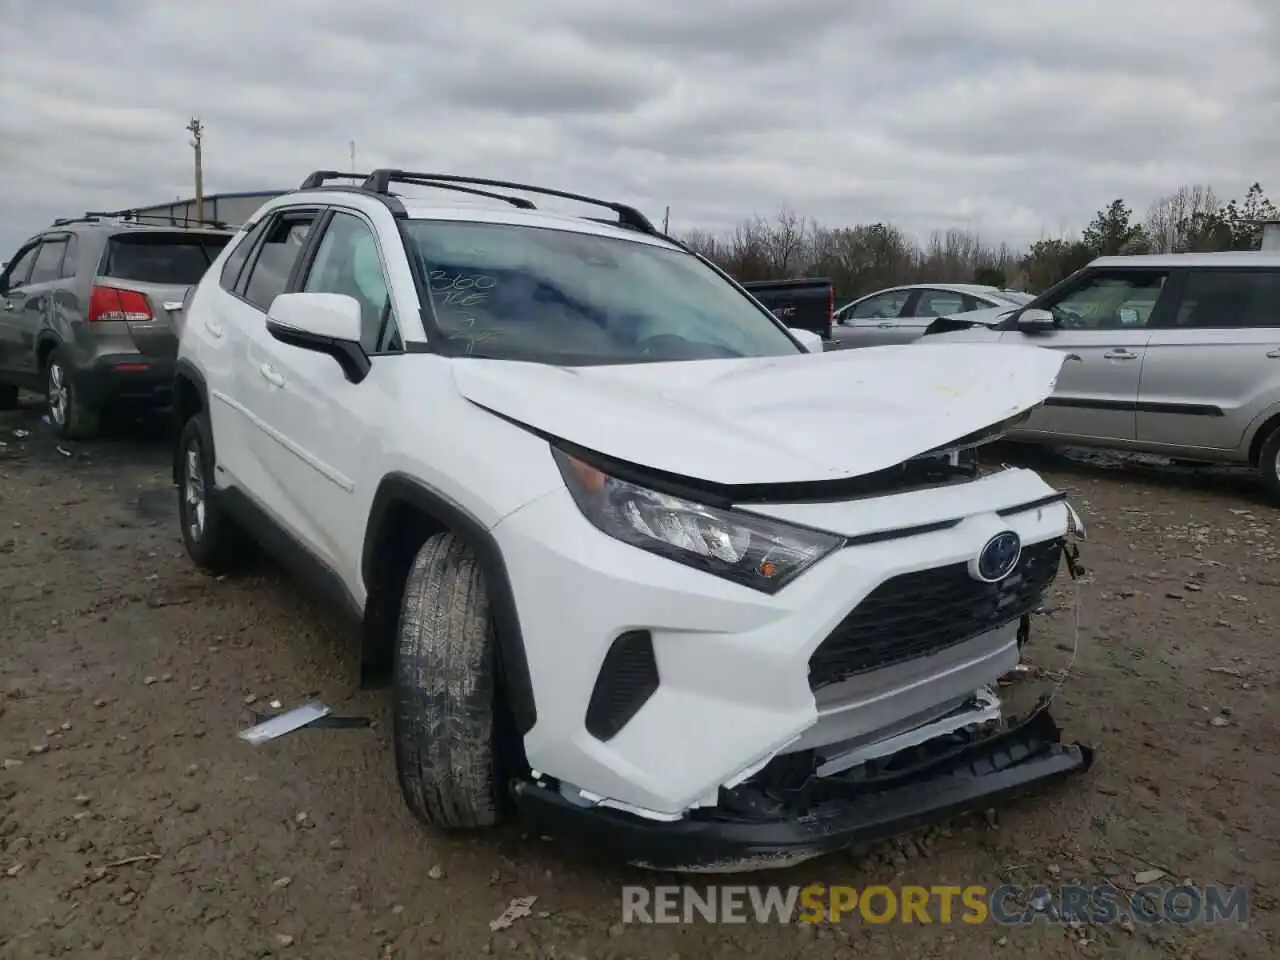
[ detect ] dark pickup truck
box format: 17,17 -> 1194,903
742,278 -> 834,341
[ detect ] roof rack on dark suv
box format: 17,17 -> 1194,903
51,208 -> 231,231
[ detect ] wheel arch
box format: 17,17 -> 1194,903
172,359 -> 211,486
1246,403 -> 1280,466
36,334 -> 61,371
362,473 -> 537,735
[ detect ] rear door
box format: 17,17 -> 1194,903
95,230 -> 233,356
1136,267 -> 1280,454
225,208 -> 321,528
831,288 -> 916,348
998,267 -> 1172,442
0,243 -> 41,376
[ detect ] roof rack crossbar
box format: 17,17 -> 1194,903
299,170 -> 373,190
361,170 -> 655,233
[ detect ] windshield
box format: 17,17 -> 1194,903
401,219 -> 802,364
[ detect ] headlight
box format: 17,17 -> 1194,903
552,447 -> 844,594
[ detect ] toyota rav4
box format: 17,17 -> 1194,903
172,169 -> 1093,872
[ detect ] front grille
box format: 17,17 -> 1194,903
808,538 -> 1063,690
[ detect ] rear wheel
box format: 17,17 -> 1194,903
177,412 -> 250,574
46,348 -> 100,440
1259,426 -> 1280,503
394,531 -> 504,831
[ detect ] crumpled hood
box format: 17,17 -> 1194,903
451,343 -> 1066,486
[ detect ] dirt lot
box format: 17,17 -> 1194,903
1,395 -> 1277,960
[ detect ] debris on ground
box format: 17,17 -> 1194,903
490,896 -> 537,932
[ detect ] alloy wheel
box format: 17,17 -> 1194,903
184,442 -> 206,543
47,363 -> 68,427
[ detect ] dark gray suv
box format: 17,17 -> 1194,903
0,214 -> 234,438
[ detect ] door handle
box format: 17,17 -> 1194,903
204,318 -> 224,339
259,363 -> 285,388
1103,349 -> 1137,360
1267,349 -> 1280,359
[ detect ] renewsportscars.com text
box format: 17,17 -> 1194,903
621,883 -> 1249,927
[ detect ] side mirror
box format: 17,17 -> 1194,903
788,328 -> 825,353
1014,308 -> 1056,334
265,292 -> 371,383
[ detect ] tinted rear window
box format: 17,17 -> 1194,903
102,233 -> 232,285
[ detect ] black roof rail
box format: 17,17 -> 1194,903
358,171 -> 536,211
362,170 -> 655,233
299,170 -> 372,190
51,209 -> 230,230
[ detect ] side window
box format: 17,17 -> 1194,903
1171,270 -> 1280,330
28,240 -> 69,285
0,244 -> 40,290
219,220 -> 269,293
962,294 -> 992,312
1042,270 -> 1168,330
915,289 -> 965,317
301,211 -> 400,353
241,212 -> 317,312
849,290 -> 910,319
58,236 -> 78,279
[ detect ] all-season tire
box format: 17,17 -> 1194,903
1259,425 -> 1280,503
176,412 -> 249,574
46,348 -> 100,440
394,531 -> 503,831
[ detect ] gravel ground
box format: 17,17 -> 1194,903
1,395 -> 1277,959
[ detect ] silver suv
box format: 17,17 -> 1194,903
922,252 -> 1280,499
0,213 -> 234,438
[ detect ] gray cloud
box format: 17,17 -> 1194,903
1,0 -> 1276,254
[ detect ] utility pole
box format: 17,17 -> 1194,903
662,206 -> 670,233
350,140 -> 356,174
186,118 -> 205,223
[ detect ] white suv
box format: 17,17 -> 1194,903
172,169 -> 1093,871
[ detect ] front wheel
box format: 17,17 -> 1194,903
47,349 -> 100,440
394,531 -> 504,831
1259,426 -> 1280,503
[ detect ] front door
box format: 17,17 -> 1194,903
0,243 -> 42,377
1000,266 -> 1173,442
1137,267 -> 1280,453
832,288 -> 915,348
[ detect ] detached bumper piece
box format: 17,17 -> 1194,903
512,706 -> 1093,873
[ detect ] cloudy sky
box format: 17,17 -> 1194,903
1,0 -> 1277,255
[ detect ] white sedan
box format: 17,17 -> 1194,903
831,283 -> 1032,348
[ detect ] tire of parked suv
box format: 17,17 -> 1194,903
0,382 -> 17,410
46,347 -> 100,440
176,412 -> 250,574
394,531 -> 503,831
1259,426 -> 1280,503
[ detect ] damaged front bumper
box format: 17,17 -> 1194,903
512,701 -> 1093,873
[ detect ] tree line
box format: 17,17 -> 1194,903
678,183 -> 1277,301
